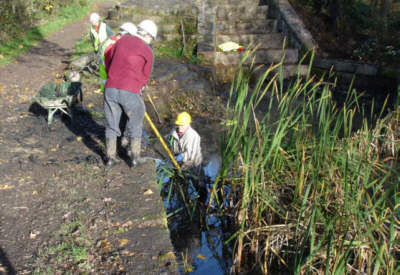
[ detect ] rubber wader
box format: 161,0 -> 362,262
106,138 -> 121,167
130,138 -> 148,167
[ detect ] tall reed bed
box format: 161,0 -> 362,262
214,50 -> 400,274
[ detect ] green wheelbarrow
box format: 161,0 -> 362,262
32,82 -> 83,125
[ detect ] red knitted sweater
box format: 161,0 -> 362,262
105,35 -> 153,93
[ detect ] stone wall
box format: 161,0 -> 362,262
265,0 -> 317,53
313,58 -> 399,97
263,0 -> 399,95
114,0 -> 399,95
109,0 -> 199,42
195,0 -> 216,64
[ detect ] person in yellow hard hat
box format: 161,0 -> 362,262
168,112 -> 203,172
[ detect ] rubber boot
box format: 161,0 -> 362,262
106,138 -> 120,167
130,138 -> 147,167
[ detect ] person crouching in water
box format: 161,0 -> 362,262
169,112 -> 206,202
169,112 -> 203,174
104,20 -> 157,168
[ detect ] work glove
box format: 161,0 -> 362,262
175,153 -> 183,162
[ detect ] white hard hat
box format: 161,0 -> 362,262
67,70 -> 81,82
119,22 -> 137,36
138,20 -> 157,39
90,13 -> 100,24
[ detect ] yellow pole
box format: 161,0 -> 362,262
144,112 -> 182,173
146,94 -> 161,123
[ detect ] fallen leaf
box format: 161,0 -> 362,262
118,239 -> 129,247
93,89 -> 102,94
112,221 -> 120,227
182,266 -> 193,273
62,211 -> 72,219
103,197 -> 112,202
97,239 -> 112,252
0,184 -> 13,190
152,95 -> 158,99
144,189 -> 153,195
32,190 -> 38,195
30,230 -> 39,239
122,249 -> 136,256
50,147 -> 57,152
96,239 -> 107,247
18,44 -> 23,49
88,103 -> 94,108
0,85 -> 3,92
76,136 -> 82,142
122,221 -> 133,228
197,253 -> 206,260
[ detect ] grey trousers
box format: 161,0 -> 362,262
104,88 -> 145,140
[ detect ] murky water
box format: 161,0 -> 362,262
155,155 -> 234,274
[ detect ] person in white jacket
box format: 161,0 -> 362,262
169,112 -> 203,172
89,13 -> 113,53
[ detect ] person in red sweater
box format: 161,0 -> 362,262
103,19 -> 158,168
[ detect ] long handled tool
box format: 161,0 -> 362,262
146,94 -> 162,123
144,112 -> 181,173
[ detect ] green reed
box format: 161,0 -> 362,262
213,48 -> 400,274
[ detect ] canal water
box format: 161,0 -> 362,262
155,155 -> 234,274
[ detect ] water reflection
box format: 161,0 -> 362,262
155,155 -> 233,274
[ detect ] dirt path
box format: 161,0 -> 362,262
0,1 -> 111,121
0,2 -> 177,274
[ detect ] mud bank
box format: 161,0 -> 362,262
0,1 -> 180,274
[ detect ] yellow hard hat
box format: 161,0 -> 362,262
175,112 -> 192,126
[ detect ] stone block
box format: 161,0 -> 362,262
214,48 -> 298,65
216,33 -> 284,49
216,19 -> 277,34
216,5 -> 268,21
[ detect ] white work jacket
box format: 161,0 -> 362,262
90,22 -> 109,51
169,126 -> 203,169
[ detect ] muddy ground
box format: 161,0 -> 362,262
0,0 -> 228,273
0,1 -> 229,274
